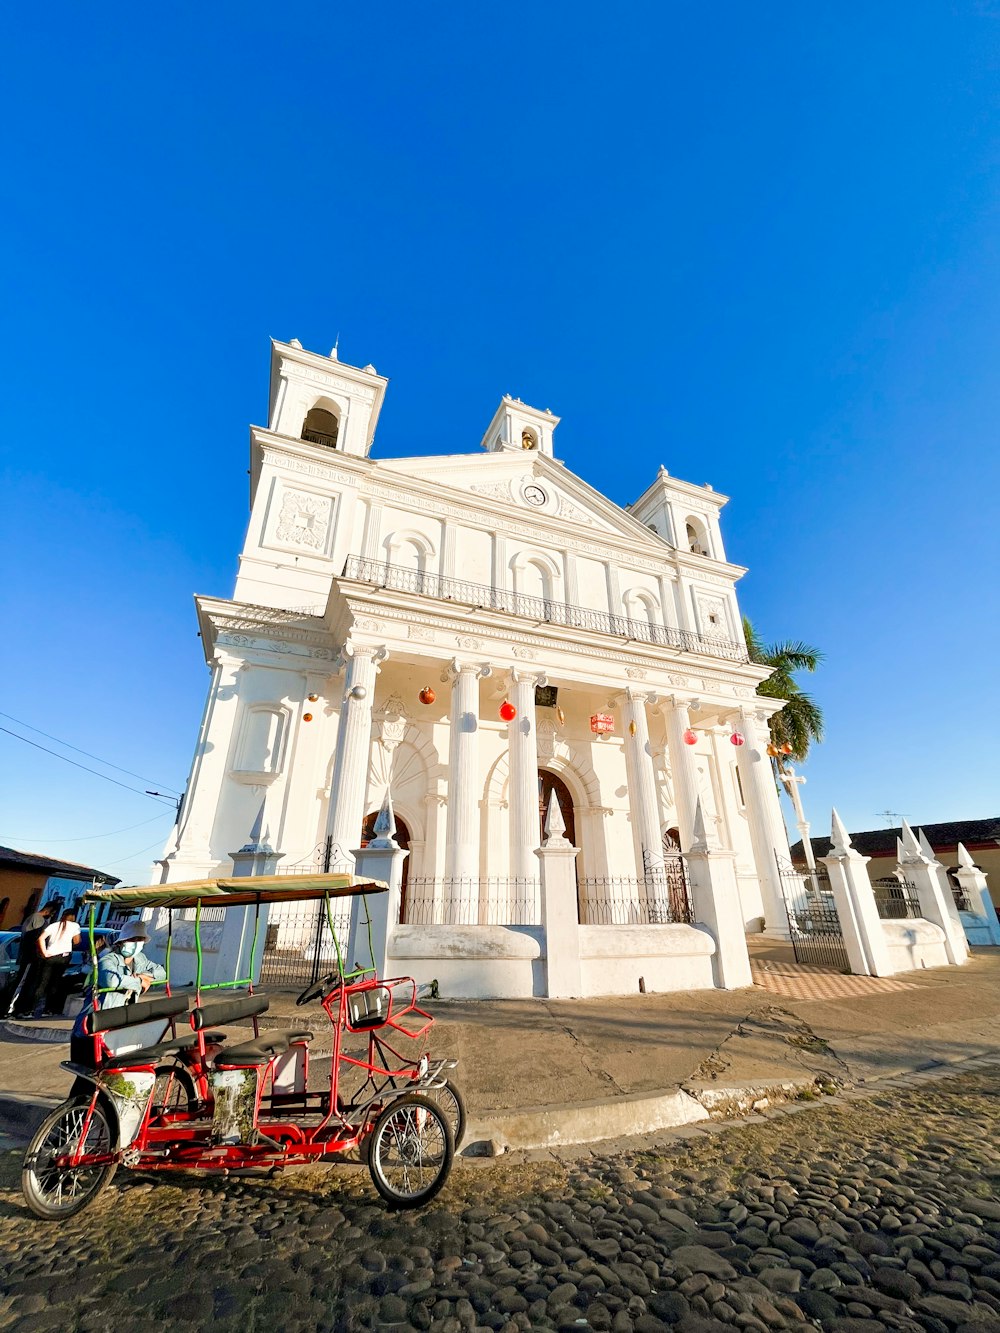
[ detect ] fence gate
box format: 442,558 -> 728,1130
776,856 -> 851,973
258,838 -> 351,988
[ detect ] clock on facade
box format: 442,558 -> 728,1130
523,485 -> 547,507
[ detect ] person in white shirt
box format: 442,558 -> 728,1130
24,910 -> 81,1018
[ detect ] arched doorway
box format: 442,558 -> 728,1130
361,810 -> 411,923
538,770 -> 576,847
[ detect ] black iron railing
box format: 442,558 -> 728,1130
402,877 -> 541,926
342,556 -> 749,662
578,872 -> 693,927
872,878 -> 923,921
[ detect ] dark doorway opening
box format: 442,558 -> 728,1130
361,810 -> 412,923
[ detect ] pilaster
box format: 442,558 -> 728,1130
508,671 -> 545,913
661,697 -> 700,850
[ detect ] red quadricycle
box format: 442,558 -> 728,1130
21,874 -> 464,1220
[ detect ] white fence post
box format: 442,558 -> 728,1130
684,799 -> 753,989
821,809 -> 895,977
899,822 -> 969,965
536,791 -> 582,998
350,792 -> 409,977
954,841 -> 1000,946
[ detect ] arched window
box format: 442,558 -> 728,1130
302,405 -> 340,449
624,588 -> 660,637
685,518 -> 709,556
233,705 -> 288,777
385,531 -> 435,575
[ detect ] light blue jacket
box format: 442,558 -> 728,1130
72,947 -> 167,1038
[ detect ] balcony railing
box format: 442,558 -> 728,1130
342,556 -> 748,662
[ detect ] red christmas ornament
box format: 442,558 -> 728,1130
730,732 -> 745,747
682,728 -> 697,746
781,742 -> 793,754
308,693 -> 319,702
418,686 -> 436,706
303,713 -> 313,722
499,700 -> 517,722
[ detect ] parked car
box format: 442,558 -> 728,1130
0,931 -> 21,1006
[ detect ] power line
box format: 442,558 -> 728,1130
0,811 -> 172,845
0,727 -> 176,806
102,835 -> 172,868
0,711 -> 181,795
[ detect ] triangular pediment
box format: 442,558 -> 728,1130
375,453 -> 667,546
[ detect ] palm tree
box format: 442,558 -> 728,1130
742,617 -> 824,771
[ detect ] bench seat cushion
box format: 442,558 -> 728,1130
214,1030 -> 313,1068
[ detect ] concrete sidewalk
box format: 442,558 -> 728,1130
3,945 -> 1000,1151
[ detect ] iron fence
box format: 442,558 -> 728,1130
402,878 -> 541,926
578,869 -> 693,927
258,839 -> 351,987
951,881 -> 974,913
342,555 -> 749,662
777,856 -> 850,972
872,877 -> 923,921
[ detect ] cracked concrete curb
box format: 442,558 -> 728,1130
0,1019 -> 70,1044
0,1093 -> 62,1142
465,1086 -> 710,1154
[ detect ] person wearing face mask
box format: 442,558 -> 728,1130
69,920 -> 167,1067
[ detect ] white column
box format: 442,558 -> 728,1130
444,660 -> 490,903
662,697 -> 700,850
621,690 -> 664,879
325,644 -> 385,871
735,706 -> 791,939
508,671 -> 544,912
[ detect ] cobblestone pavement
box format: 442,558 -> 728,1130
4,1067 -> 1000,1333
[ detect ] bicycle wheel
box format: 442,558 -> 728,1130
427,1078 -> 466,1149
150,1065 -> 198,1118
367,1093 -> 454,1208
22,1096 -> 118,1220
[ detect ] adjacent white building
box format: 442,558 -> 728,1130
157,339 -> 797,996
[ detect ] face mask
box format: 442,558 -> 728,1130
120,941 -> 139,958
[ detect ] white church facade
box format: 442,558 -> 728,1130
157,338 -> 799,997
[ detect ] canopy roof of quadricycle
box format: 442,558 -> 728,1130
83,873 -> 389,910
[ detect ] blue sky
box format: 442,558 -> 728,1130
3,3 -> 999,883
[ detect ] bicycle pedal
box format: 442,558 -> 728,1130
121,1147 -> 140,1167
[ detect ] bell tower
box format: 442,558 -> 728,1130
479,395 -> 560,459
267,338 -> 388,460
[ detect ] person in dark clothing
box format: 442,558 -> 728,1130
6,903 -> 55,1017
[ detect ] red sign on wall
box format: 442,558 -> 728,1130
590,713 -> 615,735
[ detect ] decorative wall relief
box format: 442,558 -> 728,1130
456,636 -> 482,650
407,625 -> 435,641
625,667 -> 647,680
274,489 -> 332,552
470,480 -> 514,503
376,693 -> 410,755
695,594 -> 729,640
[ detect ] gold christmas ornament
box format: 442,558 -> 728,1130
628,720 -> 637,737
